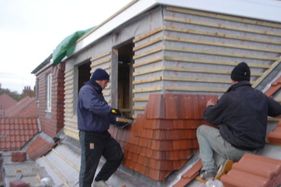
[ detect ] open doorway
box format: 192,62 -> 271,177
78,61 -> 91,92
116,40 -> 134,117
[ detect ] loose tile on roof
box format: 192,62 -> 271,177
221,153 -> 281,187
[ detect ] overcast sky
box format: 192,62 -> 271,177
0,0 -> 132,93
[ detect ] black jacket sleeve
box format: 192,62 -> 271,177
203,94 -> 229,125
267,97 -> 281,117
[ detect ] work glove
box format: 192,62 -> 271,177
114,117 -> 134,128
110,108 -> 121,116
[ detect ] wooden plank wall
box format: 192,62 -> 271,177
64,52 -> 112,139
64,67 -> 78,139
131,6 -> 281,114
64,5 -> 281,130
162,6 -> 281,93
132,27 -> 165,114
90,51 -> 112,103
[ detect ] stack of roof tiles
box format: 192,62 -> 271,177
115,93 -> 217,181
27,136 -> 55,160
221,154 -> 281,187
0,118 -> 38,151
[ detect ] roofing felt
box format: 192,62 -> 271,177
0,118 -> 39,151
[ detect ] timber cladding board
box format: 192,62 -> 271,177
162,5 -> 281,93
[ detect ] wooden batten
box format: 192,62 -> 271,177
164,16 -> 281,37
253,57 -> 281,88
164,26 -> 281,46
166,6 -> 281,29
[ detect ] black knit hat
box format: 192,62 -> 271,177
91,68 -> 110,81
231,62 -> 250,82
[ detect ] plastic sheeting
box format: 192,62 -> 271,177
52,29 -> 90,65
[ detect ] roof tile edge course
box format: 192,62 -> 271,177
121,93 -> 216,181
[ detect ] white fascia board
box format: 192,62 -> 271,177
158,0 -> 281,23
75,0 -> 158,52
75,0 -> 281,53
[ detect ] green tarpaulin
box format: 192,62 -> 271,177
52,29 -> 91,65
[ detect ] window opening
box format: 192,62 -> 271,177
78,61 -> 91,92
117,41 -> 134,117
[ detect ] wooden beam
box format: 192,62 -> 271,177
164,26 -> 281,46
133,76 -> 163,84
133,66 -> 263,76
133,47 -> 163,60
134,27 -> 164,42
133,37 -> 163,51
253,57 -> 281,88
90,56 -> 111,67
165,46 -> 278,61
165,36 -> 281,53
162,75 -> 232,84
133,86 -> 162,93
90,51 -> 111,62
166,6 -> 281,29
163,56 -> 270,68
163,85 -> 226,93
164,16 -> 281,37
133,57 -> 163,68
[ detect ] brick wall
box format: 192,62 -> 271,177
36,62 -> 65,137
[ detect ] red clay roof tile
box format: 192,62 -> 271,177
117,94 -> 213,180
265,76 -> 281,97
27,136 -> 55,160
173,160 -> 202,187
0,117 -> 39,151
221,154 -> 281,187
267,125 -> 281,145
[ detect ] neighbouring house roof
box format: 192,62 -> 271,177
75,0 -> 281,54
0,93 -> 17,110
0,118 -> 39,151
5,97 -> 37,118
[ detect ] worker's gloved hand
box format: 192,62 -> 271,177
110,108 -> 121,116
114,117 -> 133,128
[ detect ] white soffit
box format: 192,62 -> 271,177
75,0 -> 281,53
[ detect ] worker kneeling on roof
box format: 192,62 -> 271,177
196,62 -> 281,181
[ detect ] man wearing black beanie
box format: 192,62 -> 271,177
196,62 -> 281,181
77,68 -> 123,187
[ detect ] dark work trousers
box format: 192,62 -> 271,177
79,130 -> 123,187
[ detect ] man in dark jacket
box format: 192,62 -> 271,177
196,62 -> 281,180
77,68 -> 123,187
